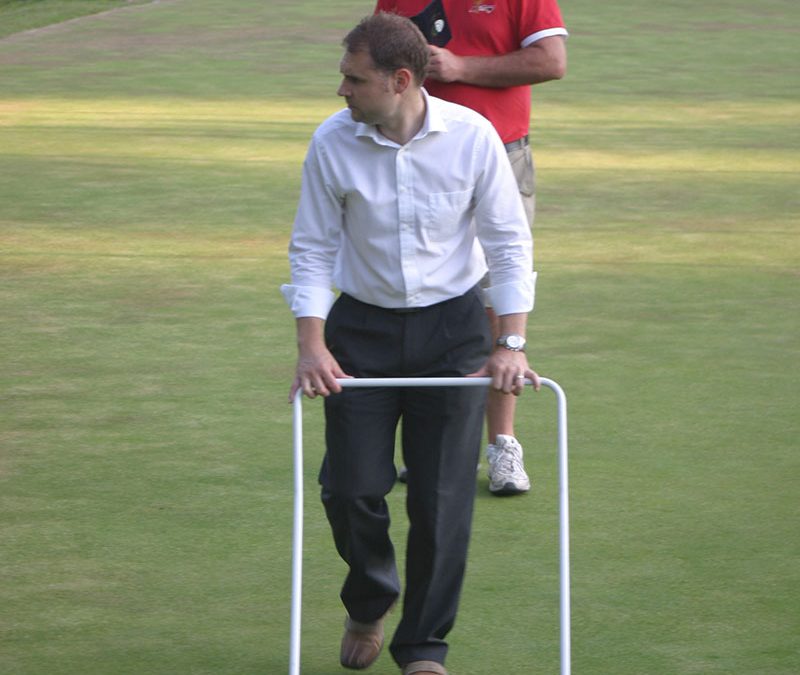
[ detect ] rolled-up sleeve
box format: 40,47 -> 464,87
472,130 -> 536,316
281,136 -> 342,319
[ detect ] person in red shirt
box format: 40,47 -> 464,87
377,0 -> 567,496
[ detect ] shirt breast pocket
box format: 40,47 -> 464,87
425,188 -> 474,242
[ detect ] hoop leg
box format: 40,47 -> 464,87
289,390 -> 303,675
289,377 -> 569,675
541,378 -> 571,675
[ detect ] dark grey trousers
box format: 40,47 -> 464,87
320,287 -> 491,666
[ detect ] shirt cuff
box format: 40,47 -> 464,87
485,272 -> 537,315
281,284 -> 336,319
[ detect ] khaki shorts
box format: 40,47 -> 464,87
507,143 -> 535,226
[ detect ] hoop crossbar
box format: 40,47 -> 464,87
290,377 -> 570,674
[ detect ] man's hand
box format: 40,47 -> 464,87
468,348 -> 540,395
427,45 -> 465,83
468,313 -> 538,394
288,317 -> 352,401
427,36 -> 567,88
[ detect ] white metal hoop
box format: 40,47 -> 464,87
289,377 -> 570,675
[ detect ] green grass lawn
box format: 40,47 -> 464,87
0,0 -> 154,39
1,0 -> 798,673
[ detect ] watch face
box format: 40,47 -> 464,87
506,335 -> 523,349
499,335 -> 525,350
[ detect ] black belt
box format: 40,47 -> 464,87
387,306 -> 422,314
503,135 -> 529,152
345,285 -> 481,315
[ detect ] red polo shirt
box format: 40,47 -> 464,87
375,0 -> 567,143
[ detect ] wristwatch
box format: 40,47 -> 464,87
496,334 -> 526,352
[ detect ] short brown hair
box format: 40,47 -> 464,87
343,12 -> 429,84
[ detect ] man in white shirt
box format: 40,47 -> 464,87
282,13 -> 539,675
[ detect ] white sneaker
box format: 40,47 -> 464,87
486,435 -> 530,495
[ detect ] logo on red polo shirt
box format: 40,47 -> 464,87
469,1 -> 496,12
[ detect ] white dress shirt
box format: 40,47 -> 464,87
281,90 -> 536,319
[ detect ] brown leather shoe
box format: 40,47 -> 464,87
340,614 -> 386,670
401,661 -> 448,675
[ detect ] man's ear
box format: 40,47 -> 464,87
392,68 -> 413,94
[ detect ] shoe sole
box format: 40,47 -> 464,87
489,482 -> 530,496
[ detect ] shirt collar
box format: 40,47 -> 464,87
355,88 -> 447,146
